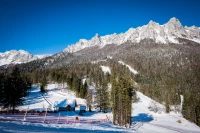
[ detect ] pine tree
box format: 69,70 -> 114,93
95,82 -> 103,111
83,81 -> 88,98
101,79 -> 109,113
33,70 -> 39,84
0,74 -> 5,104
165,101 -> 170,113
1,67 -> 31,114
40,72 -> 47,93
111,74 -> 134,126
40,85 -> 46,93
86,89 -> 93,112
80,82 -> 84,98
165,92 -> 170,113
195,105 -> 200,126
80,81 -> 88,98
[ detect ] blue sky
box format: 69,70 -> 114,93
0,0 -> 200,55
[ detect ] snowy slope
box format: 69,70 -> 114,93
118,61 -> 138,74
64,17 -> 200,53
101,66 -> 111,74
0,50 -> 51,66
18,84 -> 85,111
1,84 -> 200,133
133,91 -> 200,133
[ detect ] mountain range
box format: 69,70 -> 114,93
64,17 -> 200,53
0,17 -> 200,67
0,50 -> 51,66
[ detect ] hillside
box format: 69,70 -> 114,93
0,17 -> 200,131
0,83 -> 200,133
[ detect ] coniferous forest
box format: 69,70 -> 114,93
0,67 -> 32,114
0,41 -> 200,127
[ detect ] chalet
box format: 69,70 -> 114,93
55,99 -> 76,111
79,105 -> 86,113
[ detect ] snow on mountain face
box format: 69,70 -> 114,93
0,50 -> 51,66
64,17 -> 200,53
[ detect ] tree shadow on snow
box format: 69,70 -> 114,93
23,87 -> 44,106
72,109 -> 112,117
132,113 -> 153,122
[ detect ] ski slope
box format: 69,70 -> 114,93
101,66 -> 111,74
0,84 -> 200,133
18,84 -> 81,111
133,92 -> 200,133
118,61 -> 138,74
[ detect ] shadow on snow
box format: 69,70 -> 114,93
132,113 -> 153,122
23,87 -> 44,106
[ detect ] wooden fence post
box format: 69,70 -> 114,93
57,113 -> 60,124
43,108 -> 47,123
23,106 -> 29,121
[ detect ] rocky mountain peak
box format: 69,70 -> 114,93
165,17 -> 183,31
63,17 -> 200,53
0,50 -> 51,66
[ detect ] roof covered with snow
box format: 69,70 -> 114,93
55,99 -> 76,108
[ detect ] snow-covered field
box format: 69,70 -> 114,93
0,84 -> 200,133
18,84 -> 82,111
133,92 -> 200,133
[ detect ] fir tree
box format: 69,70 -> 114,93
1,67 -> 31,114
86,89 -> 93,112
101,79 -> 109,113
40,72 -> 47,93
111,74 -> 134,127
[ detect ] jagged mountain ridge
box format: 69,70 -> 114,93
0,50 -> 51,66
64,17 -> 200,53
1,17 -> 200,69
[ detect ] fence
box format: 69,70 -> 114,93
0,110 -> 111,125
